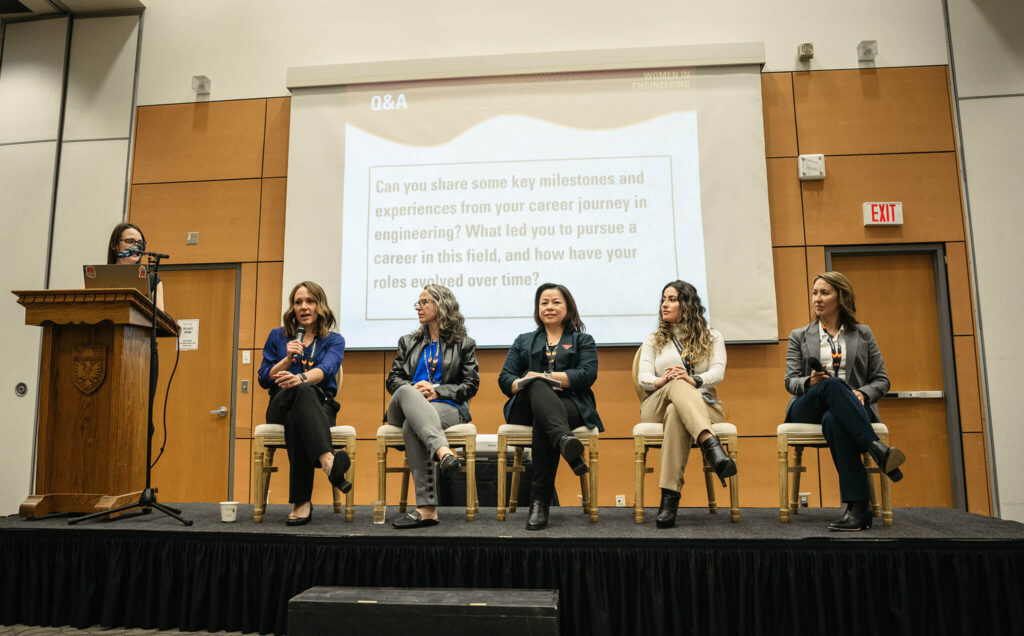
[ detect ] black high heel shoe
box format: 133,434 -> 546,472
828,501 -> 873,531
286,506 -> 313,527
656,489 -> 681,529
700,435 -> 737,487
328,450 -> 352,493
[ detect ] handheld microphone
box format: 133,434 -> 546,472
116,242 -> 145,259
291,325 -> 306,364
808,357 -> 825,373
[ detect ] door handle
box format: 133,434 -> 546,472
209,406 -> 228,417
882,391 -> 944,399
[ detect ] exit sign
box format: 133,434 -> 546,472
863,202 -> 903,226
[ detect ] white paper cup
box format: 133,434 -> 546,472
220,500 -> 238,523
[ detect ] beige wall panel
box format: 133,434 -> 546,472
716,342 -> 790,436
761,72 -> 797,157
879,399 -> 954,508
234,438 -> 251,504
773,247 -> 810,340
236,350 -> 254,438
962,432 -> 991,516
259,177 -> 287,261
474,349 -> 512,434
593,347 -> 643,438
954,335 -> 983,434
129,179 -> 262,263
806,247 -> 826,295
263,97 -> 291,178
767,158 -> 803,246
802,153 -> 964,245
254,262 -> 284,347
793,66 -> 954,155
945,241 -> 975,336
239,263 -> 257,349
338,350 -> 387,435
132,99 -> 266,184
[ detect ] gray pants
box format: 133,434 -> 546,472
386,384 -> 461,506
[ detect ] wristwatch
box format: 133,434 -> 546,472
299,373 -> 308,383
545,371 -> 552,379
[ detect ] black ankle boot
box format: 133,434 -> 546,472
700,435 -> 737,486
656,489 -> 681,529
526,499 -> 550,531
867,440 -> 905,482
828,501 -> 873,531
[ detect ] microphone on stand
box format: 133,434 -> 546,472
117,242 -> 145,259
291,325 -> 306,364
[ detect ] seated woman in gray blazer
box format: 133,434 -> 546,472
385,284 -> 479,529
498,283 -> 603,531
784,271 -> 905,531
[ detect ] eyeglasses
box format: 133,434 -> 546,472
413,299 -> 433,308
119,238 -> 142,246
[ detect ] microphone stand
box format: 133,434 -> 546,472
70,249 -> 192,526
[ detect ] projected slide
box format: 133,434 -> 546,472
340,112 -> 705,347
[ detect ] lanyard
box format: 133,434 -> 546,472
300,338 -> 317,372
824,329 -> 842,375
545,343 -> 557,372
670,337 -> 694,375
422,341 -> 440,383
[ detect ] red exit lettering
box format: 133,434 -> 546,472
871,203 -> 893,222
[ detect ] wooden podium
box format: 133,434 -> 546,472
13,289 -> 179,518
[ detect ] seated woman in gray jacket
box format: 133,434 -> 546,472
385,284 -> 479,529
784,271 -> 905,531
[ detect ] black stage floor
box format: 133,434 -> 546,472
2,505 -> 1023,635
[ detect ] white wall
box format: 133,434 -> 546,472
947,0 -> 1024,521
135,0 -> 949,105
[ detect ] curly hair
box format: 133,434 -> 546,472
282,281 -> 337,339
651,280 -> 714,364
814,271 -> 859,331
414,284 -> 467,344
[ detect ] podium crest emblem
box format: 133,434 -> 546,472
72,345 -> 106,394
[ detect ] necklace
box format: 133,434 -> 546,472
423,341 -> 439,383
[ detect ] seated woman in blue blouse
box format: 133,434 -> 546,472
498,283 -> 603,530
258,281 -> 349,526
385,284 -> 479,529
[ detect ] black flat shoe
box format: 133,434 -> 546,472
656,489 -> 681,529
868,440 -> 905,481
526,499 -> 549,531
328,450 -> 353,493
699,435 -> 737,487
438,452 -> 461,476
285,506 -> 313,527
392,510 -> 440,529
828,501 -> 873,531
558,435 -> 584,464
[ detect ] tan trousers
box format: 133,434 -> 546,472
641,380 -> 725,492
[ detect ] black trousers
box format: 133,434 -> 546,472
506,381 -> 582,504
265,383 -> 338,503
786,377 -> 879,502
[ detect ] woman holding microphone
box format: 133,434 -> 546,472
784,272 -> 905,531
257,281 -> 349,526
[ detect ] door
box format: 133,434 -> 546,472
150,266 -> 238,503
829,248 -> 962,508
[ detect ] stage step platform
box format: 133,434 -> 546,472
2,504 -> 1023,635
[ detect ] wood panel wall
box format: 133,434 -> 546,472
127,66 -> 991,515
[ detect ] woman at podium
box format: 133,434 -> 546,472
258,281 -> 349,526
106,222 -> 164,311
498,283 -> 603,531
783,272 -> 904,531
385,284 -> 479,529
636,280 -> 735,529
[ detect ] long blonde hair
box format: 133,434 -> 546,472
814,271 -> 859,331
652,280 -> 714,364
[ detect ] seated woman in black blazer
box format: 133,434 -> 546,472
784,271 -> 905,531
498,283 -> 603,530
